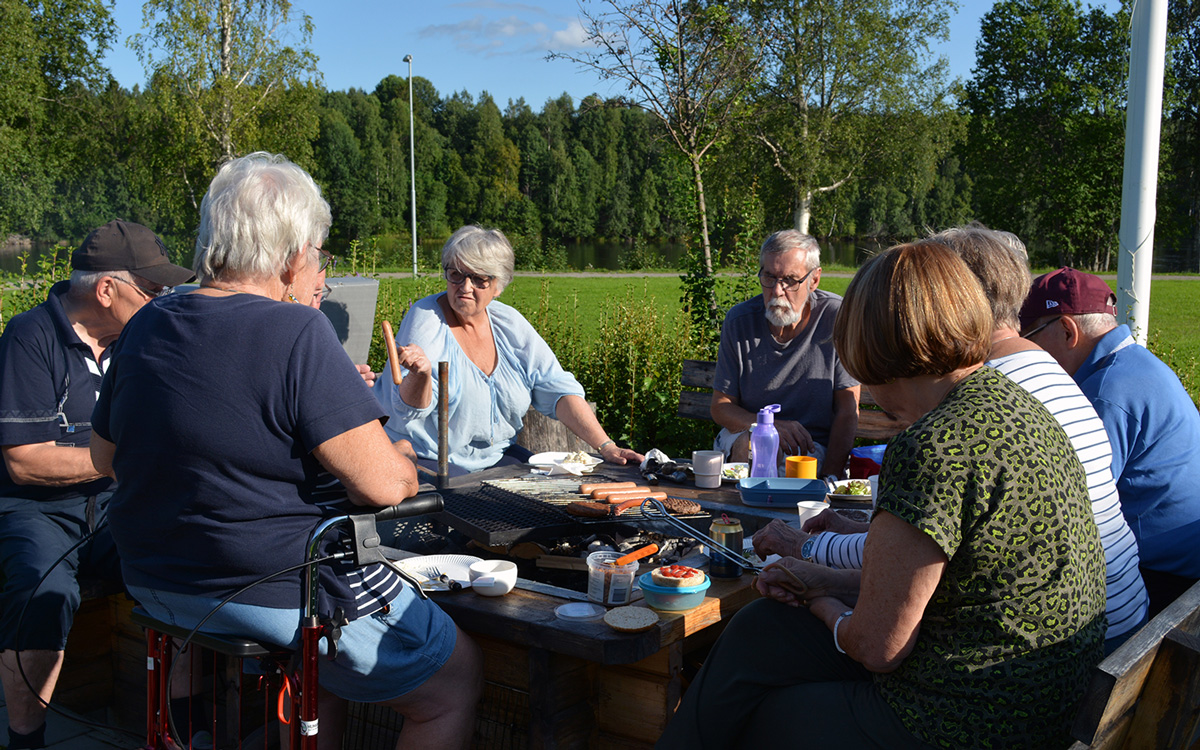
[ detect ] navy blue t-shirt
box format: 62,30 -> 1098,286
0,281 -> 113,509
93,292 -> 388,614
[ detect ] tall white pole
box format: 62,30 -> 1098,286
404,54 -> 418,277
1116,0 -> 1168,345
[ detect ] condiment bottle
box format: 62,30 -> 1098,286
749,404 -> 781,478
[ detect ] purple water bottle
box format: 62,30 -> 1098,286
749,404 -> 781,478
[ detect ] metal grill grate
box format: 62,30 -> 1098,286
435,475 -> 709,546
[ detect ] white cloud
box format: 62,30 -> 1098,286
549,18 -> 592,50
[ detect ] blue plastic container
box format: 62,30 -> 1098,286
637,571 -> 712,612
737,477 -> 828,508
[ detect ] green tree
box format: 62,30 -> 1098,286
132,0 -> 321,165
748,0 -> 955,235
553,0 -> 760,277
964,0 -> 1128,269
1163,0 -> 1200,268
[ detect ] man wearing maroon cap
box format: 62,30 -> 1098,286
0,221 -> 193,749
1021,267 -> 1200,614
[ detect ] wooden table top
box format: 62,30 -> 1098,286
418,462 -> 763,665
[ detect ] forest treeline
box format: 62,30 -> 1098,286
2,0 -> 1198,272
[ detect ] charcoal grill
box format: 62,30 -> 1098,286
435,475 -> 710,547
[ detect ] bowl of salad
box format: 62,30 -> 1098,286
828,478 -> 873,504
720,462 -> 749,483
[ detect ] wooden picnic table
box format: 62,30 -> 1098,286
417,461 -> 765,749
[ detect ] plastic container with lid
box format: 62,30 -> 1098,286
749,404 -> 781,478
587,551 -> 639,606
638,571 -> 712,612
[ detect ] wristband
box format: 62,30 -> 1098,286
833,610 -> 854,654
596,439 -> 615,452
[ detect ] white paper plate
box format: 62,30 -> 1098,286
398,554 -> 482,591
828,478 -> 872,502
528,451 -> 603,468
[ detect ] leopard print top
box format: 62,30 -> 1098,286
874,367 -> 1106,749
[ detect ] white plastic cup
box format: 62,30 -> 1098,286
796,500 -> 827,527
868,475 -> 879,509
692,450 -> 723,474
468,560 -> 518,597
695,472 -> 721,489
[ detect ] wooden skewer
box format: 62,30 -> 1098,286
381,320 -> 403,385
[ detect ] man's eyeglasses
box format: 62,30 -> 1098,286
444,267 -> 495,290
1022,316 -> 1062,339
113,276 -> 170,299
758,266 -> 817,291
318,249 -> 337,274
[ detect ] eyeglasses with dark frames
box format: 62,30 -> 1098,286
113,276 -> 171,299
317,249 -> 337,274
444,267 -> 495,290
758,266 -> 817,291
1022,316 -> 1062,339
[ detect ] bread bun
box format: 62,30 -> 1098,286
650,565 -> 706,588
604,606 -> 659,633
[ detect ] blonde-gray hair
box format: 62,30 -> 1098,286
441,225 -> 515,294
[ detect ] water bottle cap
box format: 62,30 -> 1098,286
757,404 -> 781,424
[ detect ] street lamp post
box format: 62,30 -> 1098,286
403,54 -> 417,277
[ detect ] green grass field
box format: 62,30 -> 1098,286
376,273 -> 1200,404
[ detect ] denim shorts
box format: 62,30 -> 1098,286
129,584 -> 457,703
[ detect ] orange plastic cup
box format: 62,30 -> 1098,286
786,455 -> 818,479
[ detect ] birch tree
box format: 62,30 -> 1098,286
553,0 -> 760,276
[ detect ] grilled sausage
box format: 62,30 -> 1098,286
591,485 -> 653,500
579,481 -> 635,495
565,498 -> 643,518
602,490 -> 667,504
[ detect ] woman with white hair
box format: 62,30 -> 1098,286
91,153 -> 482,749
375,225 -> 642,474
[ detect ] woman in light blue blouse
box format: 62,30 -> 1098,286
374,225 -> 643,474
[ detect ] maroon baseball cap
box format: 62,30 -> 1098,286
1020,267 -> 1117,329
71,220 -> 195,287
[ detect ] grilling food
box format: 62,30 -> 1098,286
660,497 -> 702,515
601,490 -> 667,504
579,481 -> 635,495
565,498 -> 643,517
591,485 -> 653,500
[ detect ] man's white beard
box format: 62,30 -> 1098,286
765,298 -> 804,328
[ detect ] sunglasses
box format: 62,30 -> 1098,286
444,267 -> 495,290
113,276 -> 170,299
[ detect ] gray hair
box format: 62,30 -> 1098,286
928,225 -> 1031,331
68,269 -> 134,298
441,225 -> 514,294
194,152 -> 331,283
1075,312 -> 1118,337
760,230 -> 821,272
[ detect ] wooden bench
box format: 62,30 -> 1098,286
677,359 -> 905,442
1070,579 -> 1200,748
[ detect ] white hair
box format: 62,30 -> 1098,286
441,225 -> 515,294
68,269 -> 134,298
194,152 -> 331,283
1075,312 -> 1118,337
760,230 -> 821,272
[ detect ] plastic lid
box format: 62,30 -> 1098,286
757,404 -> 781,424
555,602 -> 607,621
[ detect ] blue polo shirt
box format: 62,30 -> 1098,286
1075,324 -> 1200,578
0,281 -> 113,510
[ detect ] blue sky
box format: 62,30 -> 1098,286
99,1 -> 1117,109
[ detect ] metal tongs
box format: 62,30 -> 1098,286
639,498 -> 762,575
639,498 -> 811,594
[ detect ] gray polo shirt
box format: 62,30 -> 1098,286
712,290 -> 857,448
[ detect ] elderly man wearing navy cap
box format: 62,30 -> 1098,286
1021,267 -> 1200,615
0,221 -> 193,749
